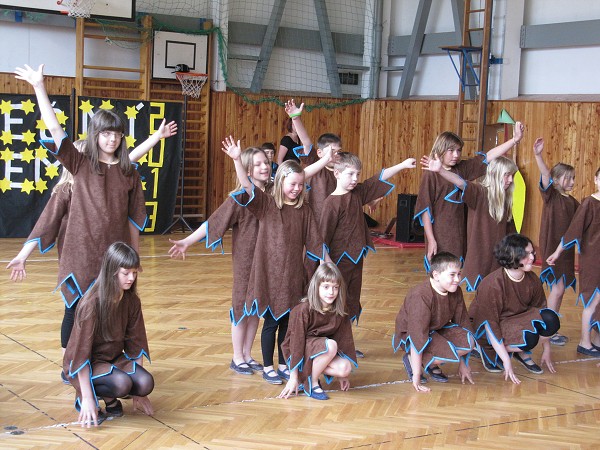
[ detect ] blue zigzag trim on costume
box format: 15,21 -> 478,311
24,237 -> 55,254
473,320 -> 505,367
414,207 -> 433,227
512,308 -> 557,349
421,328 -> 476,372
335,246 -> 375,265
68,359 -> 100,411
124,349 -> 151,364
475,151 -> 488,165
55,273 -> 94,308
306,243 -> 329,262
200,221 -> 225,254
461,275 -> 482,292
443,185 -> 464,204
391,334 -> 432,355
577,288 -> 600,309
539,267 -> 577,292
129,214 -> 148,232
230,182 -> 255,206
561,236 -> 581,253
377,169 -> 395,197
539,175 -> 554,192
293,144 -> 312,159
41,135 -> 67,155
230,299 -> 259,326
259,305 -> 290,321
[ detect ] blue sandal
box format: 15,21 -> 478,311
262,369 -> 282,385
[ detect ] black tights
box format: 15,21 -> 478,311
61,304 -> 77,348
261,312 -> 289,367
521,309 -> 561,351
93,366 -> 154,399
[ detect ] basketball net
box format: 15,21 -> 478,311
176,73 -> 208,99
57,0 -> 96,18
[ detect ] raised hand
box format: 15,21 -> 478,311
420,155 -> 442,173
158,119 -> 178,139
533,137 -> 544,156
284,99 -> 304,117
14,64 -> 45,88
513,121 -> 524,144
221,135 -> 242,160
402,158 -> 417,170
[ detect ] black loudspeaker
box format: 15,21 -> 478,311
395,194 -> 425,243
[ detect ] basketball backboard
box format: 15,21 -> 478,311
152,31 -> 208,80
0,0 -> 135,21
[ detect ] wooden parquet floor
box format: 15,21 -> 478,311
1,234 -> 600,449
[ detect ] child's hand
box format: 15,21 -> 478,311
14,64 -> 45,88
319,144 -> 333,163
338,377 -> 350,391
401,158 -> 417,170
458,360 -> 474,385
168,239 -> 189,260
221,136 -> 241,160
412,378 -> 431,393
546,249 -> 560,266
540,345 -> 556,374
158,119 -> 178,139
6,257 -> 27,282
284,99 -> 303,117
502,361 -> 521,384
367,197 -> 383,214
533,137 -> 544,156
420,155 -> 442,173
278,379 -> 299,399
132,395 -> 154,416
78,397 -> 99,428
513,121 -> 524,144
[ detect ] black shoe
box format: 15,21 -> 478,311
277,367 -> 290,381
425,365 -> 449,383
61,371 -> 71,385
513,352 -> 543,374
479,351 -> 503,373
402,353 -> 427,384
577,345 -> 600,357
104,399 -> 124,417
230,360 -> 253,375
246,358 -> 264,372
262,369 -> 282,385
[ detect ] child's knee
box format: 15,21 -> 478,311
326,339 -> 338,354
339,359 -> 352,377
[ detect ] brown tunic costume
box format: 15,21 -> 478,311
282,302 -> 357,395
205,196 -> 260,324
233,187 -> 327,319
299,148 -> 337,221
63,289 -> 150,409
320,172 -> 394,321
461,182 -> 517,291
538,180 -> 579,290
393,280 -> 475,369
42,137 -> 147,307
25,187 -> 71,258
469,269 -> 550,365
414,154 -> 487,267
559,195 -> 600,308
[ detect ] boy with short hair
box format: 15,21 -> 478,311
320,152 -> 415,355
392,252 -> 476,392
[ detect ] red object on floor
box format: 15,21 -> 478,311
371,235 -> 425,249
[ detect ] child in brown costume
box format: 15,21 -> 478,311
64,242 -> 153,428
278,263 -> 356,400
470,234 -> 560,383
393,252 -> 475,392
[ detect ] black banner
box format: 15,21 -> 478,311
0,94 -> 182,237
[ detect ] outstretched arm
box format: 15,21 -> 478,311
421,156 -> 466,190
285,99 -> 312,155
6,241 -> 38,282
303,145 -> 332,179
546,242 -> 564,266
485,121 -> 524,162
532,137 -> 551,189
222,136 -> 251,194
381,158 -> 416,181
168,222 -> 208,260
129,119 -> 178,162
14,64 -> 66,146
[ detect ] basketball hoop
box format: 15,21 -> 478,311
176,72 -> 208,99
57,0 -> 96,18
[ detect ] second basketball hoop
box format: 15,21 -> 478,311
57,0 -> 96,18
175,72 -> 208,99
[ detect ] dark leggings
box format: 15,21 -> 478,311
261,312 -> 289,367
61,304 -> 77,348
93,366 -> 154,399
521,309 -> 561,351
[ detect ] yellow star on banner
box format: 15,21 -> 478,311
21,99 -> 36,114
35,146 -> 48,160
78,132 -> 87,141
0,100 -> 13,115
0,148 -> 14,162
124,106 -> 139,120
21,179 -> 35,194
137,154 -> 148,165
0,178 -> 11,193
35,179 -> 48,193
22,129 -> 37,146
45,164 -> 60,179
20,148 -> 35,163
56,111 -> 69,126
141,180 -> 147,190
79,100 -> 94,114
36,119 -> 47,131
0,130 -> 12,145
125,135 -> 136,149
100,100 -> 114,110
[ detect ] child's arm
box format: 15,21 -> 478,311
168,222 -> 208,260
409,344 -> 430,393
532,137 -> 552,189
458,357 -> 474,385
421,156 -> 467,190
285,99 -> 312,156
222,136 -> 252,194
129,222 -> 140,253
131,356 -> 154,415
277,368 -> 300,399
128,119 -> 178,162
539,337 -> 556,374
14,64 -> 66,146
380,158 -> 417,180
303,144 -> 333,179
6,241 -> 38,282
77,365 -> 99,428
546,243 -> 564,266
484,121 -> 524,162
483,324 -> 521,384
